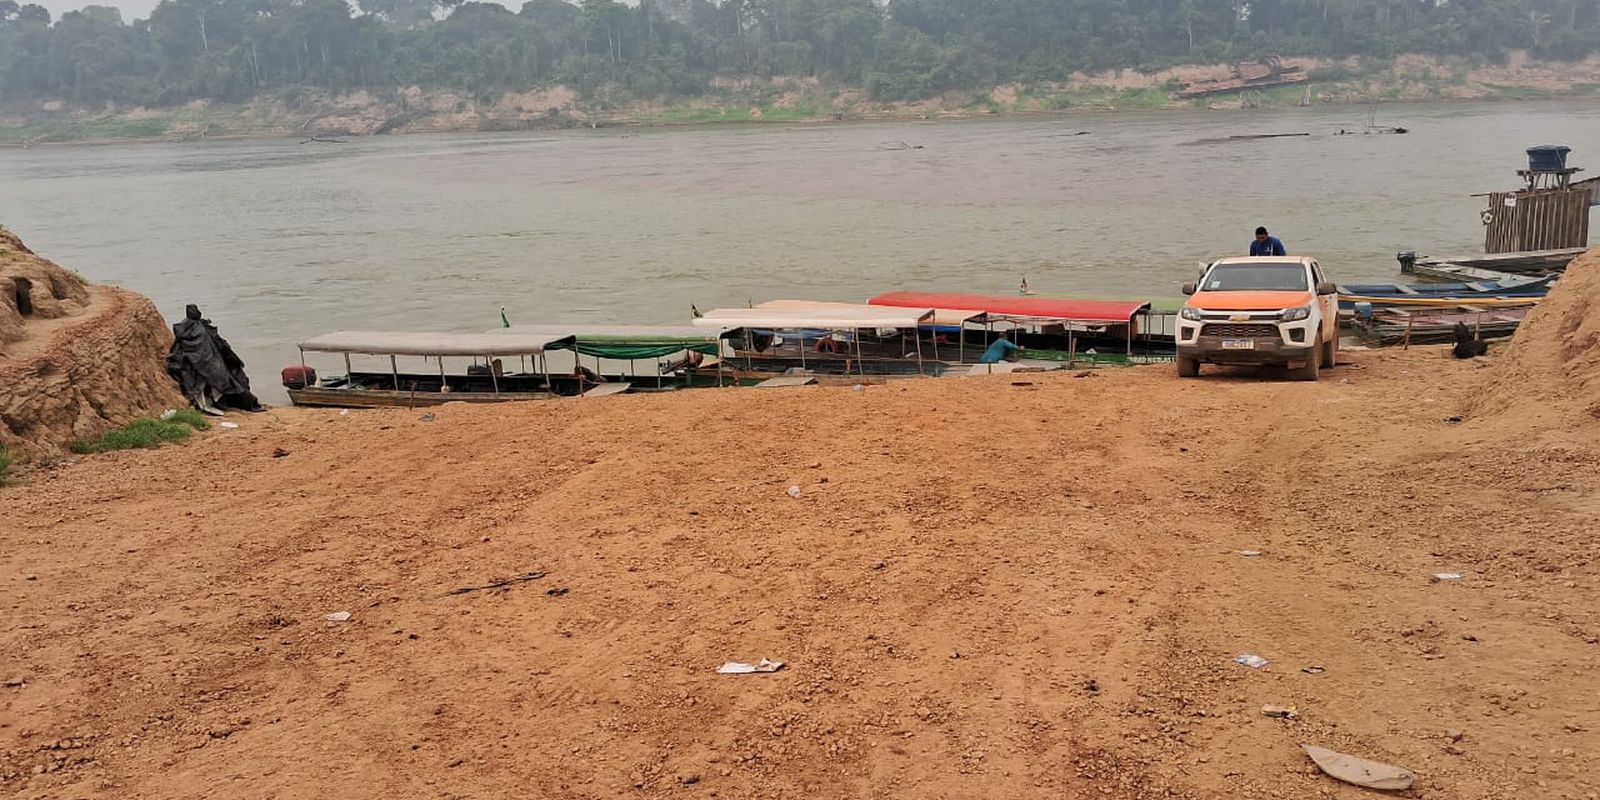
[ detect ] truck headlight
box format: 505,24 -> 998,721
1280,306 -> 1311,322
1180,307 -> 1204,321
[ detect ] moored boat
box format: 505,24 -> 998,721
286,330 -> 578,408
1337,274 -> 1557,310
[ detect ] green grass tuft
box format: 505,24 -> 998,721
69,412 -> 209,455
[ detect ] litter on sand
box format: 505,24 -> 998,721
1302,665 -> 1327,675
1301,743 -> 1416,791
1238,550 -> 1263,557
786,485 -> 802,498
219,421 -> 240,429
419,412 -> 436,422
159,409 -> 178,420
1234,654 -> 1270,669
718,659 -> 785,674
1432,572 -> 1463,582
443,571 -> 545,596
1262,705 -> 1300,720
325,611 -> 352,622
339,409 -> 350,417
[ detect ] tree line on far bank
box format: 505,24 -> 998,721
1,0 -> 1597,107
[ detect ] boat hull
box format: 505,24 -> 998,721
287,387 -> 556,408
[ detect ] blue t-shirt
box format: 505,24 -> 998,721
980,338 -> 1021,364
1250,236 -> 1287,256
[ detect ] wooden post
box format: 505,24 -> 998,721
1402,314 -> 1414,350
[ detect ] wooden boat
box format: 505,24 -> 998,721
1337,274 -> 1557,310
867,291 -> 1170,357
1398,248 -> 1585,281
286,330 -> 578,408
1350,306 -> 1532,345
693,304 -> 948,378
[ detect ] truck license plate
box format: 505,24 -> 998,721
1221,339 -> 1255,350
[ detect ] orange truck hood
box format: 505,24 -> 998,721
1187,290 -> 1313,311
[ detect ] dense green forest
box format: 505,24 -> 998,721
1,0 -> 1597,105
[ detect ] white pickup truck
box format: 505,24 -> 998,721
1176,256 -> 1340,380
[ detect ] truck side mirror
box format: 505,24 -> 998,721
1316,281 -> 1337,295
1181,282 -> 1197,296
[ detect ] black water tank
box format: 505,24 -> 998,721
1527,145 -> 1571,172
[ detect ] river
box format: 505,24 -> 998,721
2,99 -> 1596,400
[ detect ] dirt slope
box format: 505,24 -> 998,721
1475,246 -> 1600,423
0,231 -> 184,454
1,347 -> 1595,799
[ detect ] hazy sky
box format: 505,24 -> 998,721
32,0 -> 525,24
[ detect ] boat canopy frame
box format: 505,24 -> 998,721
296,330 -> 577,395
693,304 -> 935,376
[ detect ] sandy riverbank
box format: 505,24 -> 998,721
2,327 -> 1597,797
5,52 -> 1600,147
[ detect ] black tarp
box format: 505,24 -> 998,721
165,304 -> 263,412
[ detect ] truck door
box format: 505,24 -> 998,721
1310,260 -> 1334,342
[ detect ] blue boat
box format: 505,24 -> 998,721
1337,274 -> 1557,311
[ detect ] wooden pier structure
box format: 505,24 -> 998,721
1481,146 -> 1593,255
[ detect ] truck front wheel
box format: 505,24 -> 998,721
1292,347 -> 1320,381
1176,356 -> 1200,378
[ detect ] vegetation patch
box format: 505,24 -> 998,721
657,105 -> 818,124
1480,83 -> 1554,99
0,117 -> 171,144
0,445 -> 13,486
69,410 -> 210,455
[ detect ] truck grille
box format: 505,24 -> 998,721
1202,323 -> 1279,338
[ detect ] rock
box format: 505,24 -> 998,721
1446,729 -> 1464,742
1444,745 -> 1465,756
24,574 -> 38,581
3,676 -> 25,687
271,448 -> 290,458
678,773 -> 700,785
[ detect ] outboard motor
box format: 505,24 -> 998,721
281,365 -> 317,390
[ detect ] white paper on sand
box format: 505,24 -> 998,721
1302,743 -> 1415,790
718,659 -> 785,674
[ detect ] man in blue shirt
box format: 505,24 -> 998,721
980,335 -> 1023,364
1250,226 -> 1287,256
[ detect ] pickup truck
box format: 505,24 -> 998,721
1176,256 -> 1340,380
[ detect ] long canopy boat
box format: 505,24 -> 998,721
691,304 -> 947,381
285,330 -> 580,407
865,291 -> 1167,365
286,327 -> 742,407
497,324 -> 741,389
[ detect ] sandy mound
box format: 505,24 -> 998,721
0,229 -> 91,348
1475,246 -> 1600,420
0,230 -> 184,455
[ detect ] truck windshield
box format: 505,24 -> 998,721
1203,264 -> 1308,291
